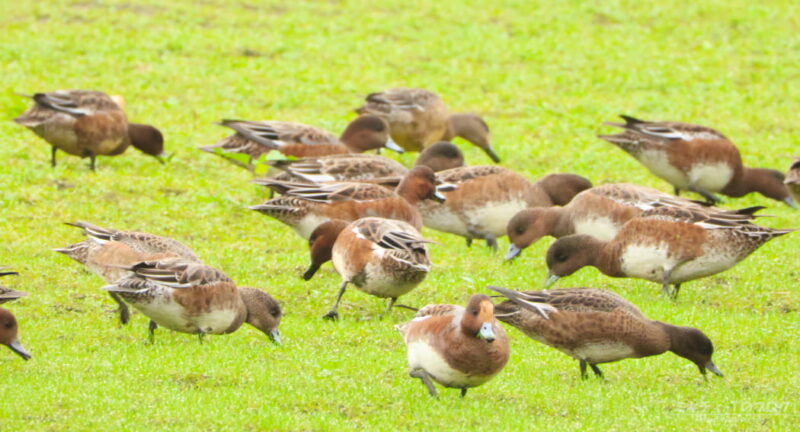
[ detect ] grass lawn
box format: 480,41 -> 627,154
1,0 -> 798,430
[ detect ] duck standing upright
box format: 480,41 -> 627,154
396,294 -> 509,397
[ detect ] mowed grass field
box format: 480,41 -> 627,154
1,0 -> 799,430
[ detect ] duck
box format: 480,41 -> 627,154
418,166 -> 592,249
304,217 -> 436,320
785,157 -> 800,205
599,115 -> 795,207
200,115 -> 403,170
250,166 -> 450,239
14,90 -> 164,170
488,286 -> 723,380
102,259 -> 282,343
505,183 -> 764,260
54,221 -> 202,325
267,141 -> 465,184
396,294 -> 509,397
0,270 -> 31,360
544,206 -> 793,298
356,88 -> 498,162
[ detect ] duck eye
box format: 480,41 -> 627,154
556,253 -> 568,262
470,307 -> 479,316
515,226 -> 525,235
4,321 -> 12,329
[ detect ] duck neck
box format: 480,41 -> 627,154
594,239 -> 623,277
723,167 -> 789,202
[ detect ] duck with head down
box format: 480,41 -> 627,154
0,270 -> 31,360
14,90 -> 165,170
396,294 -> 509,397
489,286 -> 723,380
304,217 -> 436,320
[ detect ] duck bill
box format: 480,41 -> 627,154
269,329 -> 282,345
705,361 -> 723,377
432,190 -> 447,203
477,322 -> 495,342
384,137 -> 405,154
483,146 -> 500,163
784,196 -> 798,209
544,273 -> 560,288
505,244 -> 522,261
8,339 -> 31,360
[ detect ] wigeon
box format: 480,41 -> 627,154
54,221 -> 201,324
250,166 -> 449,239
267,141 -> 465,184
396,294 -> 509,397
14,90 -> 164,170
544,207 -> 793,298
785,157 -> 800,205
489,286 -> 723,380
599,115 -> 795,207
0,270 -> 31,360
418,166 -> 592,249
506,183 -> 764,260
304,217 -> 436,319
102,259 -> 283,343
200,115 -> 403,170
356,88 -> 498,161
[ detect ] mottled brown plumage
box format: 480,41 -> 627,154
14,90 -> 164,170
545,209 -> 793,297
305,217 -> 435,320
201,115 -> 399,170
55,221 -> 201,324
599,115 -> 794,207
785,157 -> 800,206
419,167 -> 592,249
250,166 -> 445,239
356,88 -> 497,161
397,294 -> 509,397
0,270 -> 27,305
489,286 -> 722,379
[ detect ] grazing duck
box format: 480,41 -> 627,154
200,115 -> 403,170
250,166 -> 449,239
599,115 -> 795,207
489,286 -> 723,380
544,207 -> 793,297
396,294 -> 509,397
505,183 -> 764,260
102,259 -> 283,343
418,166 -> 591,249
356,88 -> 498,162
14,90 -> 164,170
304,217 -> 436,320
54,221 -> 201,324
268,141 -> 465,184
785,157 -> 800,205
0,270 -> 31,360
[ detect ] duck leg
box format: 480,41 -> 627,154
108,292 -> 130,324
89,153 -> 97,171
323,281 -> 348,320
485,235 -> 498,252
198,331 -> 206,344
580,360 -> 589,379
672,283 -> 682,300
148,320 -> 158,344
688,185 -> 721,204
380,297 -> 397,319
51,146 -> 58,167
673,186 -> 681,196
409,369 -> 438,397
590,364 -> 604,378
460,388 -> 468,398
465,238 -> 473,248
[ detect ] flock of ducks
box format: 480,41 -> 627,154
3,87 -> 798,398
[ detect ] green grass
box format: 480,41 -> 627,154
1,0 -> 799,430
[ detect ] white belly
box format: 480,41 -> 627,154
407,341 -> 493,388
572,342 -> 636,363
295,214 -> 330,240
192,308 -> 240,334
619,244 -> 676,283
573,217 -> 620,242
421,204 -> 469,236
421,200 -> 527,238
688,163 -> 734,192
639,149 -> 689,188
357,261 -> 425,298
